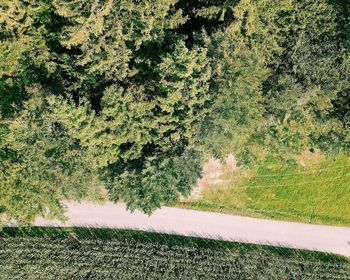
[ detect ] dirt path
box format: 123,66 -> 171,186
184,155 -> 237,200
34,201 -> 350,257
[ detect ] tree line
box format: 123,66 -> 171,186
0,0 -> 349,223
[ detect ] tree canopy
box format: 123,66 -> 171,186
0,0 -> 349,224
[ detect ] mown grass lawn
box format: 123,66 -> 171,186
0,227 -> 349,279
179,155 -> 350,226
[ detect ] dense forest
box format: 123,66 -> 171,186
0,0 -> 349,224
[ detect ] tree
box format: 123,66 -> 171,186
1,0 -> 349,224
199,0 -> 350,164
0,86 -> 103,224
51,40 -> 210,214
0,0 -> 57,118
0,0 -> 211,222
198,28 -> 269,163
0,1 -> 69,224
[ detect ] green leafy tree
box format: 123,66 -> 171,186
0,86 -> 103,224
51,40 -> 210,214
0,0 -> 57,117
0,0 -> 211,222
199,28 -> 269,163
200,0 -> 350,164
1,0 -> 349,224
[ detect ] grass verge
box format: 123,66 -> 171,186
178,154 -> 350,226
0,227 -> 349,279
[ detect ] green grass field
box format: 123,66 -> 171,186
179,154 -> 350,226
0,227 -> 349,279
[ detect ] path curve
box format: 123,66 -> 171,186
34,202 -> 350,257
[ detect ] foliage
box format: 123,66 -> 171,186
48,39 -> 210,214
0,87 -> 103,225
0,0 -> 55,117
0,0 -> 349,223
199,27 -> 269,163
0,227 -> 349,279
198,0 -> 350,164
0,0 -> 210,222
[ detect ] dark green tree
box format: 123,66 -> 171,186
0,0 -> 210,222
51,39 -> 210,214
0,86 -> 103,224
199,0 -> 350,164
1,0 -> 349,224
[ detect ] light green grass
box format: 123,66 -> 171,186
178,155 -> 350,226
